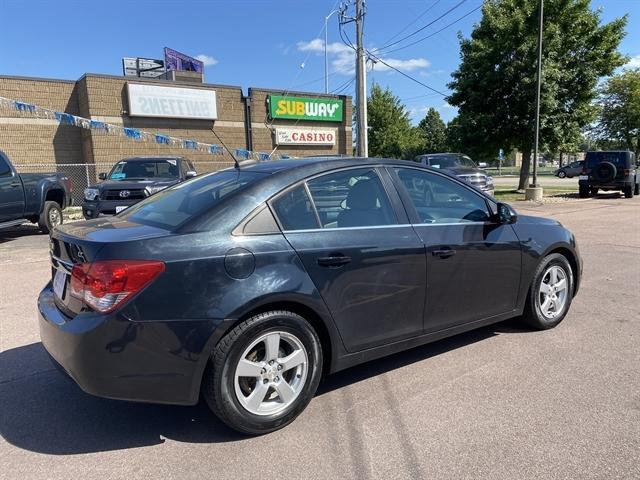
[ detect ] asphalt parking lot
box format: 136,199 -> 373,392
1,194 -> 639,480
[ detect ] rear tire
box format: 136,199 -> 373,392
202,310 -> 323,435
557,170 -> 566,178
578,186 -> 589,198
522,253 -> 574,330
624,185 -> 634,198
38,201 -> 63,234
634,182 -> 640,196
590,187 -> 598,196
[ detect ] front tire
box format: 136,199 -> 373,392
203,311 -> 323,435
38,201 -> 63,234
634,182 -> 640,196
522,253 -> 574,330
623,185 -> 634,198
557,170 -> 566,178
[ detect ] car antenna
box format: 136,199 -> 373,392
210,126 -> 241,169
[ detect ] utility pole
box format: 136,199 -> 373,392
526,0 -> 544,200
355,0 -> 368,157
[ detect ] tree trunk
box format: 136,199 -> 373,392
517,148 -> 532,191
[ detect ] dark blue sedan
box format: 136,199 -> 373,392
39,157 -> 582,434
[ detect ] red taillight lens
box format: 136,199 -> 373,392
70,260 -> 165,313
66,177 -> 73,193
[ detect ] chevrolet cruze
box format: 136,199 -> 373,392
39,157 -> 582,434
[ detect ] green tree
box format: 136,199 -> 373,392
447,0 -> 627,190
367,84 -> 417,158
416,108 -> 448,153
596,68 -> 640,157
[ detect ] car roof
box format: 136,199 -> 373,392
239,156 -> 416,175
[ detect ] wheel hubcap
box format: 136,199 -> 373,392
234,331 -> 308,416
538,265 -> 569,319
49,209 -> 61,227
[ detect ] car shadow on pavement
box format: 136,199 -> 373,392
0,319 -> 530,455
0,224 -> 44,244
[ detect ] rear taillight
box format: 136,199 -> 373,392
65,177 -> 73,193
623,169 -> 632,176
70,260 -> 165,313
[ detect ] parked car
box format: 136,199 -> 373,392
82,156 -> 197,219
555,160 -> 585,178
413,153 -> 494,195
578,151 -> 639,198
0,150 -> 72,233
40,157 -> 582,434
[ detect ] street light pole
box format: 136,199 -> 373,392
532,0 -> 544,188
355,0 -> 368,157
324,10 -> 338,94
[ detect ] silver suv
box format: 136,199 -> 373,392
413,153 -> 494,195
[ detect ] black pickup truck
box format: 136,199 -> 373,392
0,151 -> 73,233
82,156 -> 197,219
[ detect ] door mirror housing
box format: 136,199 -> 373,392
98,172 -> 107,180
497,202 -> 517,224
185,170 -> 197,179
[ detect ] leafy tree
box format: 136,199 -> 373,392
447,0 -> 627,190
596,68 -> 640,157
415,108 -> 448,154
367,83 -> 417,158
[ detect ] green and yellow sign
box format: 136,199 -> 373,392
269,95 -> 343,122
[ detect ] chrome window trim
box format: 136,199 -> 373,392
281,221 -> 489,234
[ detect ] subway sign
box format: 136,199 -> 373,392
269,95 -> 343,122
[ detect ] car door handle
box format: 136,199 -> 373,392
317,254 -> 352,268
10,182 -> 20,188
432,249 -> 456,259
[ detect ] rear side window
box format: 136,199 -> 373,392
306,168 -> 397,229
0,156 -> 11,176
272,186 -> 319,231
119,170 -> 266,230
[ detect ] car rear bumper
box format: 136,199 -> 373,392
38,284 -> 225,405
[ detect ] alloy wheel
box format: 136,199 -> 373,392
234,331 -> 308,416
538,265 -> 569,319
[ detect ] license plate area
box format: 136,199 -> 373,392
115,206 -> 127,213
53,269 -> 68,299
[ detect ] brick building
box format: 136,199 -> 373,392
0,73 -> 352,200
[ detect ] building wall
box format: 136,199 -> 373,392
0,74 -> 352,176
0,76 -> 84,167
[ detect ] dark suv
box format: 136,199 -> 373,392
82,156 -> 197,219
413,153 -> 494,195
578,151 -> 639,198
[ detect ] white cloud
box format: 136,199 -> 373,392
626,54 -> 640,69
371,57 -> 430,72
195,54 -> 218,67
296,38 -> 430,76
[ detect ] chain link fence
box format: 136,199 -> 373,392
14,161 -> 235,205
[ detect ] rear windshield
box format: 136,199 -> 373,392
585,152 -> 629,168
118,170 -> 266,230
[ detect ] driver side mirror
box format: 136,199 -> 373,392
185,170 -> 197,179
98,172 -> 107,180
497,202 -> 517,224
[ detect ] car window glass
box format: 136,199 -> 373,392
394,168 -> 491,224
0,156 -> 11,176
119,170 -> 265,230
272,185 -> 319,231
306,168 -> 397,229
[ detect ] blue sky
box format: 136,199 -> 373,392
1,0 -> 638,124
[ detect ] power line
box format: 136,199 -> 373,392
379,0 -> 443,47
372,0 -> 468,54
367,50 -> 448,97
380,4 -> 482,55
